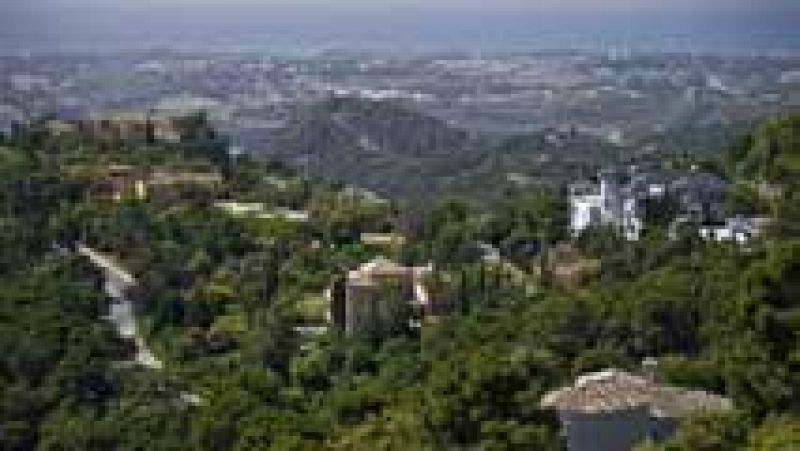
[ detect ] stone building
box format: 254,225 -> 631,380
78,111 -> 183,144
331,257 -> 434,335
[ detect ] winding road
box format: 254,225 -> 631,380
77,244 -> 164,370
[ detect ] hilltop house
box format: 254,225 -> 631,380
92,164 -> 223,202
214,201 -> 310,222
541,365 -> 732,451
78,111 -> 183,144
91,165 -> 148,201
360,233 -> 406,248
570,167 -> 728,241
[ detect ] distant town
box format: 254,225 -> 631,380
2,50 -> 797,167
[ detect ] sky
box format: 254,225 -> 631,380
2,0 -> 799,53
5,0 -> 799,15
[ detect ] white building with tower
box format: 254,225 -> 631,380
569,169 -> 644,241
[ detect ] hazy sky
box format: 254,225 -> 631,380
3,0 -> 798,53
6,0 -> 799,14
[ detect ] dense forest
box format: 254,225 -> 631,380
0,113 -> 798,450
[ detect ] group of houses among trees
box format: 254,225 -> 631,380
569,164 -> 768,243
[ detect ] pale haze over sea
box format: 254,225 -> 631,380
2,0 -> 799,55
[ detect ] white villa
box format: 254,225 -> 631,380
699,216 -> 771,244
569,169 -> 647,241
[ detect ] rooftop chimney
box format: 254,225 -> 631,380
642,357 -> 659,383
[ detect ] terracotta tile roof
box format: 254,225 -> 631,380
541,369 -> 732,417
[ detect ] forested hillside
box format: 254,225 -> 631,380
0,114 -> 798,450
250,97 -> 652,200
